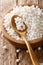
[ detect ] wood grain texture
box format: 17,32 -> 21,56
0,20 -> 17,65
19,50 -> 32,65
35,48 -> 43,63
0,0 -> 16,17
0,0 -> 43,65
18,0 -> 38,5
19,49 -> 43,65
0,28 -> 4,65
38,0 -> 43,8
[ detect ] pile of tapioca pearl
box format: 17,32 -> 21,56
3,5 -> 43,41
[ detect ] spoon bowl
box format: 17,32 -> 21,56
11,15 -> 27,36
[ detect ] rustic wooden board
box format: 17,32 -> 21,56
0,21 -> 17,65
0,0 -> 16,17
18,49 -> 43,65
19,50 -> 32,65
18,0 -> 38,5
0,0 -> 43,65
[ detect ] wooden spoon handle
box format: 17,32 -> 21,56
22,37 -> 40,65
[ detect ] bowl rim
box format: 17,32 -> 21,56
2,4 -> 43,45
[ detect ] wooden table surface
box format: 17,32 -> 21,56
0,0 -> 43,65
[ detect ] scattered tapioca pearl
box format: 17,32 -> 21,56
3,45 -> 7,50
1,33 -> 4,37
16,59 -> 20,62
38,47 -> 41,51
16,49 -> 20,53
26,50 -> 29,53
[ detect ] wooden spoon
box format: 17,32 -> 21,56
11,15 -> 40,65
